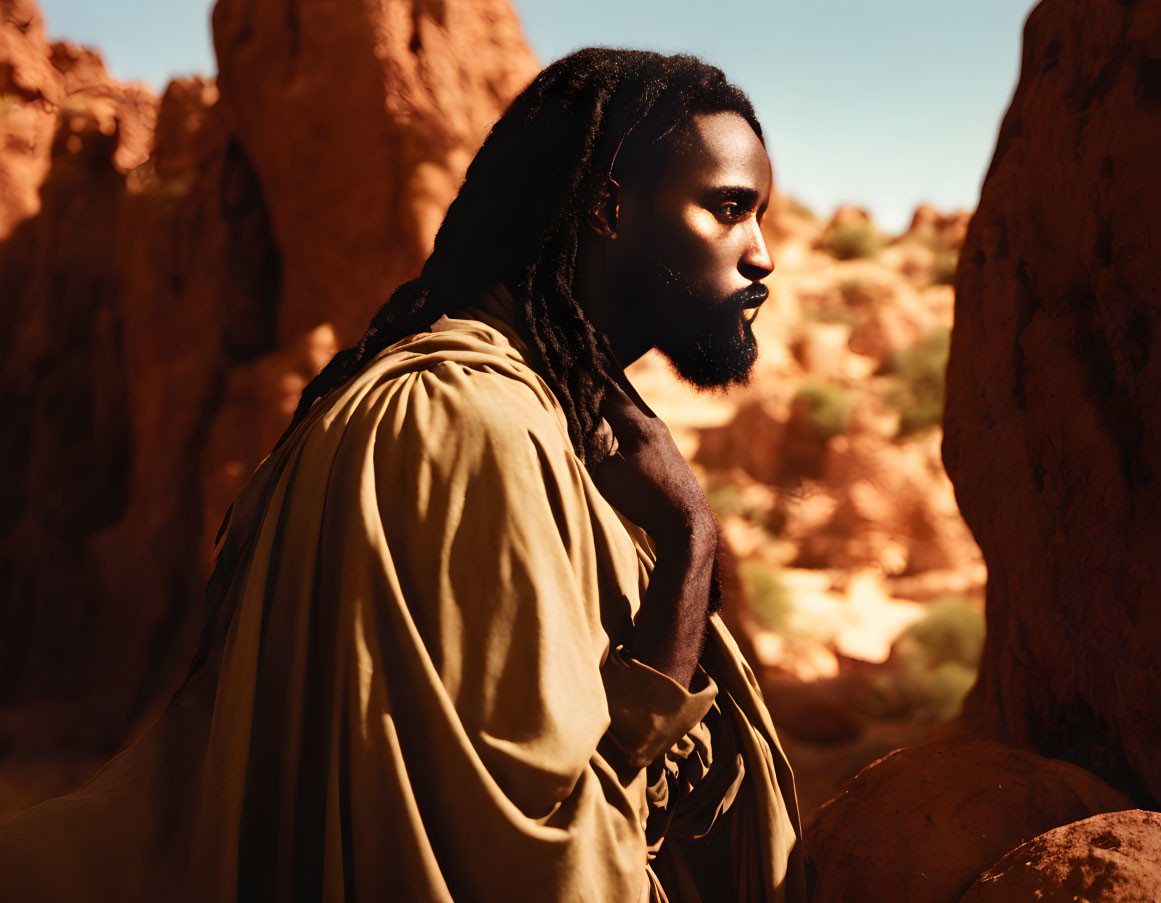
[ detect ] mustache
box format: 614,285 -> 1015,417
649,259 -> 769,311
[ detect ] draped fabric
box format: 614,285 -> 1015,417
0,290 -> 806,902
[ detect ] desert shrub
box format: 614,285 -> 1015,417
884,328 -> 951,436
789,198 -> 818,222
739,560 -> 792,632
793,382 -> 857,439
837,276 -> 874,306
821,221 -> 884,260
931,249 -> 959,285
706,483 -> 781,535
914,661 -> 978,723
129,158 -> 197,201
868,597 -> 985,724
904,596 -> 985,668
706,484 -> 744,519
803,297 -> 861,327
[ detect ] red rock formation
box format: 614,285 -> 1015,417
0,0 -> 62,238
806,741 -> 1134,903
0,0 -> 537,763
959,809 -> 1161,903
0,5 -> 163,751
942,0 -> 1161,802
212,0 -> 536,345
0,2 -> 154,243
696,399 -> 977,577
824,204 -> 873,229
896,204 -> 970,252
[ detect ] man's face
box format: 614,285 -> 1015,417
604,110 -> 774,388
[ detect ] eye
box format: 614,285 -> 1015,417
706,187 -> 761,223
717,201 -> 748,222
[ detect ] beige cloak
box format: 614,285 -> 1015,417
0,290 -> 806,902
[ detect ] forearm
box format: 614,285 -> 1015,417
629,523 -> 718,688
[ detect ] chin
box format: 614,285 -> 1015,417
663,317 -> 758,391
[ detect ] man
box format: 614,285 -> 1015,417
0,48 -> 806,901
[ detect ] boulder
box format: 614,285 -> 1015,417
960,809 -> 1161,903
807,740 -> 1133,903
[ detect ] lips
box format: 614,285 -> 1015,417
739,283 -> 768,323
740,284 -> 769,308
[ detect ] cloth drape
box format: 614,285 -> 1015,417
0,290 -> 806,902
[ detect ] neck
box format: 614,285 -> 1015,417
576,236 -> 652,368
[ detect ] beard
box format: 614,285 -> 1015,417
647,263 -> 764,390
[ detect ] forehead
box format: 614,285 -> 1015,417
653,111 -> 771,195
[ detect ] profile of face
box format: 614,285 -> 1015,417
595,110 -> 775,389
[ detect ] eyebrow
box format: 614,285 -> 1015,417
705,186 -> 762,207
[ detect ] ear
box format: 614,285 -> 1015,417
586,177 -> 621,238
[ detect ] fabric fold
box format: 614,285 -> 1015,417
0,300 -> 806,903
602,647 -> 718,770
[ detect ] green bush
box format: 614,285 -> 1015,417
868,597 -> 985,724
789,198 -> 818,222
916,661 -> 979,723
130,158 -> 197,201
837,277 -> 874,306
931,249 -> 959,286
793,382 -> 857,439
804,298 -> 860,327
884,328 -> 951,436
739,560 -> 792,632
821,221 -> 885,260
904,596 -> 985,668
706,483 -> 781,535
705,484 -> 745,519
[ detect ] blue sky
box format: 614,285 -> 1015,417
35,0 -> 1038,234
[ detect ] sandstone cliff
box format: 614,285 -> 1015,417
944,0 -> 1161,804
805,1 -> 1161,898
0,0 -> 537,782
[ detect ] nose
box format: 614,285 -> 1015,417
739,218 -> 774,281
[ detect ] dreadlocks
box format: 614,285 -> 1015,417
284,48 -> 762,464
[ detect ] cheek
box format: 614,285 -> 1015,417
651,207 -> 726,272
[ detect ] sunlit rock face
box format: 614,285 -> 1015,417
0,0 -> 537,759
943,0 -> 1161,803
211,0 -> 538,345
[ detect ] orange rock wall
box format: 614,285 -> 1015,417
0,0 -> 537,753
944,0 -> 1161,802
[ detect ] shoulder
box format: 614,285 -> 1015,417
403,360 -> 565,454
340,326 -> 575,473
353,340 -> 589,544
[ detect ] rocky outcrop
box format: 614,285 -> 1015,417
0,0 -> 537,760
211,0 -> 537,345
895,205 -> 970,254
960,809 -> 1161,903
943,0 -> 1161,802
0,3 -> 154,241
806,741 -> 1134,903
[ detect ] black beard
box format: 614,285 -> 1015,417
650,264 -> 763,390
